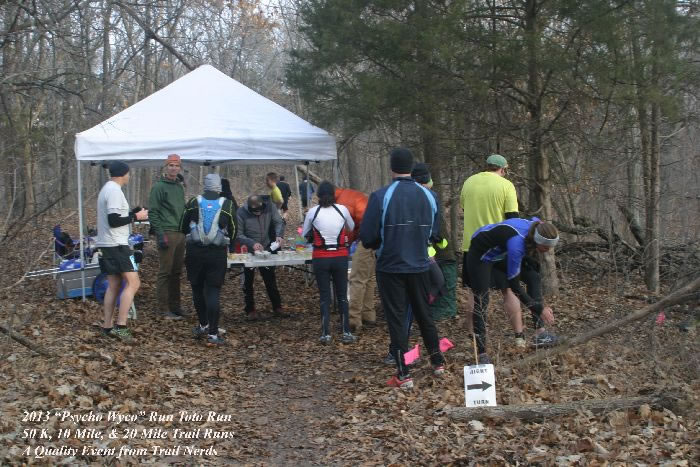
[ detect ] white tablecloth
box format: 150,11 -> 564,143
227,252 -> 312,268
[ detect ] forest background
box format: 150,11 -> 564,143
1,0 -> 698,295
0,1 -> 698,464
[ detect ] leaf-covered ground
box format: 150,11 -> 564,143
0,215 -> 698,466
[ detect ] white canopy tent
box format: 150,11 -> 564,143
75,64 -> 337,165
73,64 -> 335,298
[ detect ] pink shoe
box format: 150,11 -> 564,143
386,375 -> 413,390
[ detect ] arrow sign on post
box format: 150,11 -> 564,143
464,365 -> 497,408
467,381 -> 492,391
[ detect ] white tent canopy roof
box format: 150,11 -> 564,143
74,65 -> 336,166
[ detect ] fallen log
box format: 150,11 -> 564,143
0,324 -> 51,357
507,276 -> 700,370
295,165 -> 322,184
446,393 -> 680,422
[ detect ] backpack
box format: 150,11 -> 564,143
186,196 -> 230,247
305,204 -> 349,249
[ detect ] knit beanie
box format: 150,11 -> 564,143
166,154 -> 181,166
108,161 -> 130,177
390,148 -> 414,174
204,173 -> 222,193
411,162 -> 431,185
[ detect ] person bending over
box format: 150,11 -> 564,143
465,218 -> 559,363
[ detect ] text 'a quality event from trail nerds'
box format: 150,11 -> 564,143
28,444 -> 219,459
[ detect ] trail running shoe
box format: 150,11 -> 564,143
192,325 -> 209,339
341,332 -> 357,344
108,327 -> 133,342
273,307 -> 292,318
206,335 -> 225,346
433,365 -> 446,376
386,375 -> 413,390
383,352 -> 396,365
100,327 -> 116,338
477,352 -> 492,365
514,337 -> 527,349
163,311 -> 184,320
532,331 -> 560,348
246,311 -> 271,321
319,335 -> 331,345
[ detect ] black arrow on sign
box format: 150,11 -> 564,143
467,381 -> 492,391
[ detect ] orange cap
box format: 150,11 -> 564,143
166,154 -> 181,166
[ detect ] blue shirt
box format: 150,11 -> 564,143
471,218 -> 539,279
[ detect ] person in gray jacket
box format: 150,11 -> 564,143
236,195 -> 289,320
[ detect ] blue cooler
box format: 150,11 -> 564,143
55,259 -> 101,299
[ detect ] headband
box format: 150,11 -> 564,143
534,228 -> 559,247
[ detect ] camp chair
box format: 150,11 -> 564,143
53,225 -> 79,263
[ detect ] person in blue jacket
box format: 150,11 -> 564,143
360,148 -> 446,390
464,218 -> 560,363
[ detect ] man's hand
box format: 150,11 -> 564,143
540,306 -> 555,325
276,237 -> 284,247
157,232 -> 169,250
253,243 -> 264,251
134,209 -> 148,221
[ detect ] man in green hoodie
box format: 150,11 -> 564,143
149,154 -> 186,319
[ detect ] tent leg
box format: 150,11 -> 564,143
305,161 -> 312,209
294,164 -> 302,222
77,161 -> 86,301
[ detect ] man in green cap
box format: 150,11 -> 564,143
459,154 -> 524,347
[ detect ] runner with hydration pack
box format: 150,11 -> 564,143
302,181 -> 356,344
180,174 -> 237,346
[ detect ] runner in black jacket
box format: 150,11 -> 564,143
360,148 -> 445,390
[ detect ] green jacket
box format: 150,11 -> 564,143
148,176 -> 185,234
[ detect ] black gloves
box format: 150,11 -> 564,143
157,232 -> 169,250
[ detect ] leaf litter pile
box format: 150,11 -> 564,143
0,215 -> 697,465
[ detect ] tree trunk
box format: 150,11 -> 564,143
525,0 -> 558,295
447,393 -> 681,422
507,276 -> 700,369
101,0 -> 112,114
644,89 -> 661,293
22,121 -> 36,216
346,138 -> 363,190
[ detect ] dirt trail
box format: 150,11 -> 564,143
1,251 -> 698,465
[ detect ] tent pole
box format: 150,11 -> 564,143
77,161 -> 86,301
294,163 -> 302,222
305,161 -> 311,208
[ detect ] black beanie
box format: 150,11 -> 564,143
108,161 -> 130,177
411,162 -> 431,184
390,148 -> 414,174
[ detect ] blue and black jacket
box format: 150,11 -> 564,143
470,217 -> 539,280
360,177 -> 439,273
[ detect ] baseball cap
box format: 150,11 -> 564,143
486,154 -> 508,168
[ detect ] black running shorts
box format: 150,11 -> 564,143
462,251 -> 508,290
99,245 -> 136,275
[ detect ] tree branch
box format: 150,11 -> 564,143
113,1 -> 195,71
